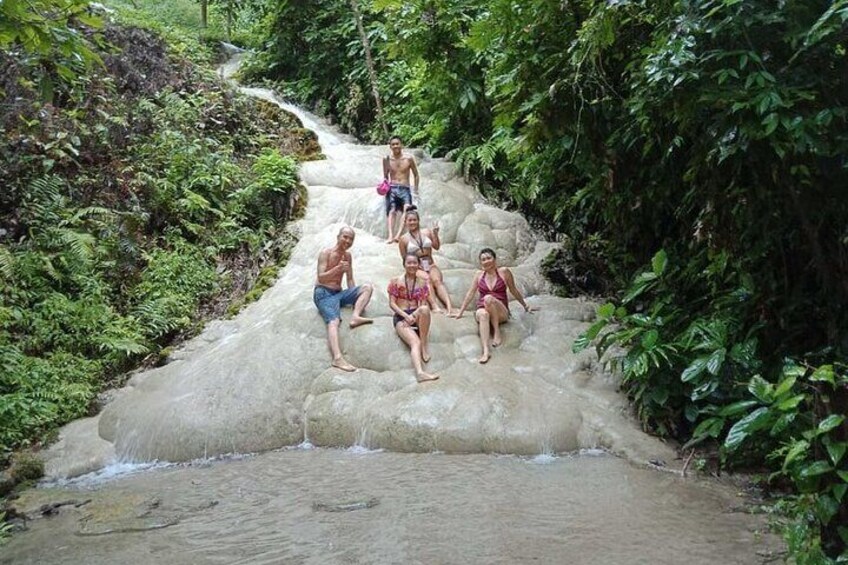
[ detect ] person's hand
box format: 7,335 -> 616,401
337,260 -> 350,273
432,220 -> 440,234
405,313 -> 416,325
451,310 -> 463,319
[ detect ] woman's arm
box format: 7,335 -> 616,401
398,235 -> 408,259
389,280 -> 416,323
428,226 -> 441,251
502,267 -> 534,312
453,271 -> 481,318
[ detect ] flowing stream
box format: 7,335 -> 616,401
3,52 -> 782,563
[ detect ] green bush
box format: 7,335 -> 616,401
0,1 -> 304,454
131,242 -> 218,339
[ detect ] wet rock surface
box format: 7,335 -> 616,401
39,81 -> 678,480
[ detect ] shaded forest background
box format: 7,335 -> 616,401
1,0 -> 847,560
239,0 -> 848,559
0,0 -> 315,475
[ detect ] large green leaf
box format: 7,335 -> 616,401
809,365 -> 834,384
798,460 -> 832,479
705,348 -> 726,375
724,407 -> 771,451
718,400 -> 759,417
817,414 -> 845,434
747,375 -> 773,403
693,416 -> 725,439
783,440 -> 810,468
773,375 -> 796,398
651,249 -> 668,276
823,437 -> 847,466
681,356 -> 708,383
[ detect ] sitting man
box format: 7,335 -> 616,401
313,226 -> 374,371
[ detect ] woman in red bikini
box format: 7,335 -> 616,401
398,208 -> 455,315
454,248 -> 536,364
388,253 -> 439,382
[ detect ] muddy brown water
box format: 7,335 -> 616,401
3,448 -> 780,564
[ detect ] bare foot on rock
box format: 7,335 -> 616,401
478,352 -> 491,364
421,348 -> 431,363
416,372 -> 439,383
491,335 -> 502,348
349,316 -> 374,329
332,357 -> 357,372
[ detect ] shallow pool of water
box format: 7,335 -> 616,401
3,448 -> 779,564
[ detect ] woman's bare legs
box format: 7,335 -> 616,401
474,308 -> 491,364
429,265 -> 454,314
393,204 -> 410,242
396,321 -> 438,382
482,294 -> 509,347
475,297 -> 508,363
416,305 -> 432,362
418,269 -> 443,314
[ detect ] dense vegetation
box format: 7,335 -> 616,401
240,0 -> 847,560
0,0 -> 316,459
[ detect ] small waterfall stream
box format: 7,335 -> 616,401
1,53 -> 782,563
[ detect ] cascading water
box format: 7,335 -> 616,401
2,53 -> 782,563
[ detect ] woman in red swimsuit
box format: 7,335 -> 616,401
388,253 -> 439,382
454,248 -> 536,364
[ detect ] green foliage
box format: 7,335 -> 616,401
0,512 -> 12,545
131,243 -> 217,339
721,363 -> 848,561
9,453 -> 45,483
232,149 -> 299,226
573,249 -> 761,436
1,2 -> 304,453
0,0 -> 103,100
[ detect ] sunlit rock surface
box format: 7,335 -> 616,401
40,89 -> 678,479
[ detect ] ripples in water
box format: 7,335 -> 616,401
5,448 -> 780,565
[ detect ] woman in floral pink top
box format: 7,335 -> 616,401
388,253 -> 439,382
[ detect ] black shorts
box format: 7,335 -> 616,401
393,308 -> 418,331
385,184 -> 413,215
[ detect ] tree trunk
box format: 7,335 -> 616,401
226,0 -> 232,40
349,0 -> 389,137
200,0 -> 208,28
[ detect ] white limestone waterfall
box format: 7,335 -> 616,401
40,59 -> 678,479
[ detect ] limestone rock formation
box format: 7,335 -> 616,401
39,92 -> 678,480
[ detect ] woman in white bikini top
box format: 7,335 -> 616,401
406,231 -> 433,271
398,209 -> 455,314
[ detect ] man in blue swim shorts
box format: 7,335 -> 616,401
383,135 -> 419,243
313,226 -> 374,371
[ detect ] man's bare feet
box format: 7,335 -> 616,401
385,238 -> 394,244
416,371 -> 439,383
491,335 -> 502,347
421,348 -> 431,363
331,357 -> 357,372
349,316 -> 374,329
478,352 -> 490,364
432,306 -> 445,314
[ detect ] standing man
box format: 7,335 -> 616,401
313,226 -> 374,371
383,135 -> 420,243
